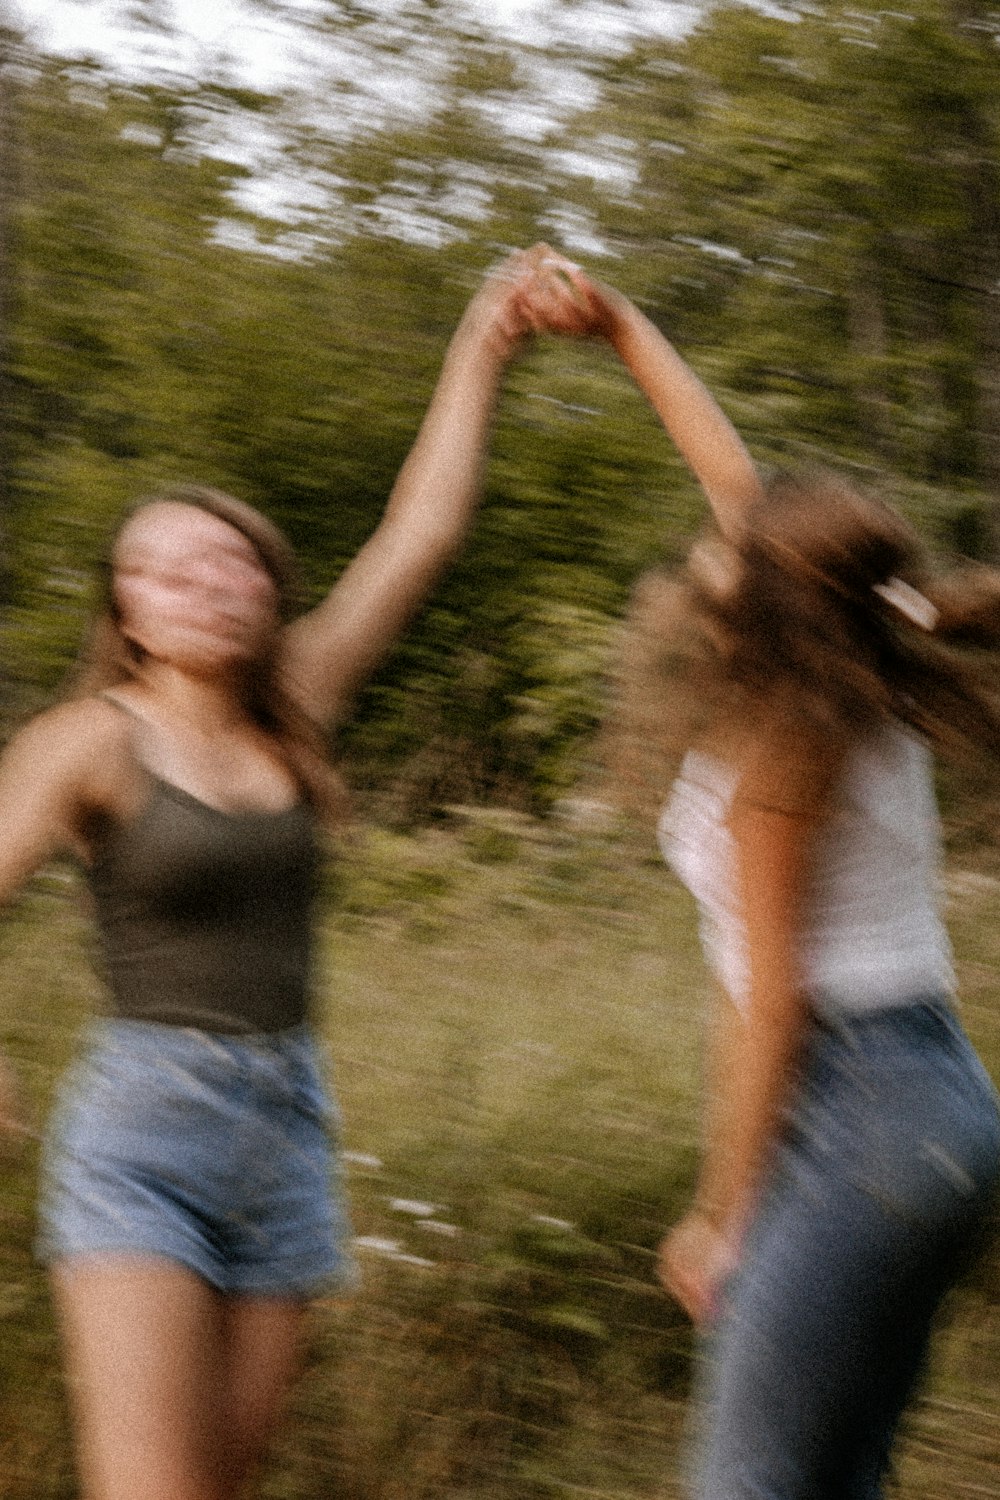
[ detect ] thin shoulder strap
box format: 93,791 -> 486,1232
97,691 -> 154,772
98,690 -> 140,720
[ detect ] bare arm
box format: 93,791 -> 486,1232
659,791 -> 819,1323
698,799 -> 812,1235
528,258 -> 764,536
0,707 -> 99,898
0,701 -> 126,1141
601,287 -> 763,536
283,247 -> 581,726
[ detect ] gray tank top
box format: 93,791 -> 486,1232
86,771 -> 320,1035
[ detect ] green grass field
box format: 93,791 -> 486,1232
1,813 -> 999,1498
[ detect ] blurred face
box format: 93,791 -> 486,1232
112,502 -> 279,676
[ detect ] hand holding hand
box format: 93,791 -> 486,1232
458,245 -> 555,359
517,250 -> 628,341
462,244 -> 615,359
656,1209 -> 739,1327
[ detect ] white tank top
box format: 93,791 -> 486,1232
658,723 -> 955,1014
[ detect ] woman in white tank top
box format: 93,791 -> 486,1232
539,255 -> 1000,1500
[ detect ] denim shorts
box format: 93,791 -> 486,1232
692,997 -> 1000,1500
38,1019 -> 356,1298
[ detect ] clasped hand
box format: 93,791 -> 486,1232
471,243 -> 619,354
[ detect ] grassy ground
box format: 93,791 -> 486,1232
1,811 -> 999,1498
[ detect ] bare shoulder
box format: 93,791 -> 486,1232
1,696 -> 136,802
6,695 -> 130,759
0,697 -> 143,885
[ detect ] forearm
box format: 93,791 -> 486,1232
280,258 -> 537,724
692,992 -> 745,1222
695,796 -> 815,1246
600,290 -> 763,536
661,990 -> 802,1324
379,303 -> 512,556
694,991 -> 804,1246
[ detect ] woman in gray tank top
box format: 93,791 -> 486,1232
0,247 -> 590,1500
537,256 -> 1000,1499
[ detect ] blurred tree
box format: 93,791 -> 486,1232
12,1 -> 1000,801
570,2 -> 1000,500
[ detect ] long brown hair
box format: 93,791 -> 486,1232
70,483 -> 347,827
609,469 -> 1000,810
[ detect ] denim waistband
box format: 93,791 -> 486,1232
90,1015 -> 314,1049
79,1017 -> 323,1085
808,991 -> 958,1039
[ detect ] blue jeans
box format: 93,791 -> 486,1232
692,998 -> 1000,1500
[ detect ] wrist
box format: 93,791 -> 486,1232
601,286 -> 638,347
691,1182 -> 746,1234
443,319 -> 514,392
691,1195 -> 725,1230
456,305 -> 523,368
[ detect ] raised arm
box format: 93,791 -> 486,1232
283,247 -> 584,727
527,258 -> 764,537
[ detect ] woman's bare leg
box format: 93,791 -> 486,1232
53,1258 -> 224,1500
210,1295 -> 306,1499
51,1259 -> 306,1500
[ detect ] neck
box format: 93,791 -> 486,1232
130,660 -> 252,736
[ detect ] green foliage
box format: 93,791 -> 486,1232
8,2 -> 1000,805
465,823 -> 521,863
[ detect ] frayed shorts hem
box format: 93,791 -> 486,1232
40,1241 -> 358,1301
